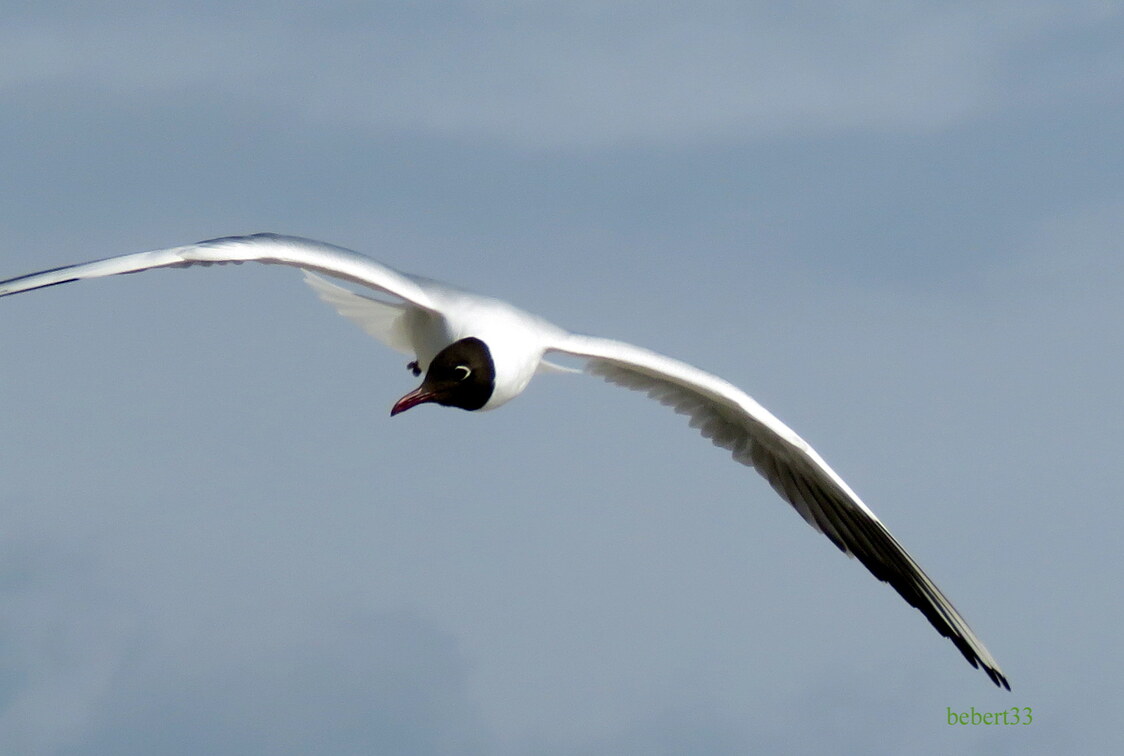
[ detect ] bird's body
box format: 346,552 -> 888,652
401,286 -> 566,410
0,233 -> 1010,689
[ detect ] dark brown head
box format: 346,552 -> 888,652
391,337 -> 496,415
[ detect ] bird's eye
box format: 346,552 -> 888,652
453,365 -> 472,381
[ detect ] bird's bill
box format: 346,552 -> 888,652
391,385 -> 438,416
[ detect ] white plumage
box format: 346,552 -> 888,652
0,232 -> 1009,689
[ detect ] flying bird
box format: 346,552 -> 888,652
0,233 -> 1009,689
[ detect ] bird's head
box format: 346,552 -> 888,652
391,337 -> 496,415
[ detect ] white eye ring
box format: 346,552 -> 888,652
453,365 -> 472,381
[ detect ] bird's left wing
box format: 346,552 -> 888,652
550,333 -> 1009,690
0,233 -> 440,312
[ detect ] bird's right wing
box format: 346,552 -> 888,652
0,233 -> 441,313
301,271 -> 418,355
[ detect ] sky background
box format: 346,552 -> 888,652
1,1 -> 1122,753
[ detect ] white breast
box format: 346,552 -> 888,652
428,290 -> 569,410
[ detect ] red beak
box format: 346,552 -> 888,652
391,386 -> 437,416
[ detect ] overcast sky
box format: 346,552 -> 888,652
2,2 -> 1122,754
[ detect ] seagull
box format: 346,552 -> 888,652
0,233 -> 1009,689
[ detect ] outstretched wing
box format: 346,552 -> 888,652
551,333 -> 1009,690
0,233 -> 440,313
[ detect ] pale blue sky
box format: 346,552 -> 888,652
2,2 -> 1122,753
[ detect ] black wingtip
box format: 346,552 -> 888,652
0,274 -> 80,298
991,668 -> 1012,691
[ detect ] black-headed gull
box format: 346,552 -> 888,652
0,233 -> 1009,689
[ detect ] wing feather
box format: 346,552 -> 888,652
300,271 -> 416,355
0,233 -> 439,312
552,333 -> 1009,690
